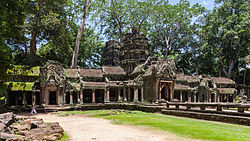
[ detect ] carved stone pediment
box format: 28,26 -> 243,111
40,60 -> 66,87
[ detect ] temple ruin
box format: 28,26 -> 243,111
4,30 -> 249,107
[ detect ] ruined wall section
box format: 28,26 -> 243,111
120,29 -> 151,74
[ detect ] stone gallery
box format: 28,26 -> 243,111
5,30 -> 247,107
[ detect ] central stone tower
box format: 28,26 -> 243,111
119,29 -> 151,74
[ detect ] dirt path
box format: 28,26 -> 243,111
35,113 -> 196,141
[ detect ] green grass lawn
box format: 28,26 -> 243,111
59,110 -> 250,141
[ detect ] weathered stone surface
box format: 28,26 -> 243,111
0,122 -> 9,133
2,114 -> 64,141
0,112 -> 15,126
0,132 -> 23,140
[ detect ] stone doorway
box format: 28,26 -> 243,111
159,81 -> 173,101
83,89 -> 92,103
95,89 -> 104,103
49,91 -> 57,105
110,88 -> 118,102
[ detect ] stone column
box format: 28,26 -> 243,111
194,94 -> 196,103
77,92 -> 80,104
158,83 -> 161,101
22,92 -> 27,105
104,88 -> 110,103
209,93 -> 212,103
92,89 -> 95,103
180,91 -> 183,102
141,87 -> 144,102
107,88 -> 110,103
133,87 -> 138,102
198,94 -> 200,103
70,91 -> 73,104
123,87 -> 127,102
217,94 -> 220,103
188,92 -> 191,102
226,94 -> 229,103
118,88 -> 122,102
80,90 -> 83,104
128,87 -> 131,101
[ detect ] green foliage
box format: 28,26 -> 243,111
5,82 -> 35,91
149,0 -> 205,58
6,65 -> 40,76
62,110 -> 250,141
91,0 -> 159,41
201,0 -> 249,78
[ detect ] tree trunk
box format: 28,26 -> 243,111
195,64 -> 199,76
30,0 -> 43,57
30,25 -> 38,56
71,0 -> 91,69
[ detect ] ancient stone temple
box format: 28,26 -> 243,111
174,73 -> 237,103
102,40 -> 120,66
4,30 -> 243,107
119,29 -> 151,74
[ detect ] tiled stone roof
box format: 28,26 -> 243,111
217,88 -> 235,94
80,69 -> 103,78
82,82 -> 106,87
174,84 -> 191,91
211,77 -> 236,85
65,69 -> 78,78
102,66 -> 126,75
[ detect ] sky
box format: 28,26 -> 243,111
169,0 -> 215,10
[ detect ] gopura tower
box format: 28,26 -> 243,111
119,29 -> 151,74
102,40 -> 120,66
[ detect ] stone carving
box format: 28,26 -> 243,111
143,58 -> 177,80
40,60 -> 66,87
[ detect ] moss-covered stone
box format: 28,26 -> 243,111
5,82 -> 34,91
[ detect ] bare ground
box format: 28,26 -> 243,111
35,113 -> 198,141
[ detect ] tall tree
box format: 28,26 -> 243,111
202,0 -> 249,78
71,0 -> 91,69
0,0 -> 26,97
92,0 -> 159,42
149,0 -> 205,58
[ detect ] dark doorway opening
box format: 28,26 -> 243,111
65,92 -> 70,104
35,92 -> 40,105
83,89 -> 92,103
95,89 -> 104,103
25,92 -> 32,105
138,89 -> 142,102
130,88 -> 134,102
73,92 -> 78,104
110,88 -> 117,102
49,91 -> 57,105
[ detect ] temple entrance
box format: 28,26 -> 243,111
138,89 -> 142,102
49,91 -> 57,105
95,89 -> 104,103
73,92 -> 78,104
130,88 -> 134,102
83,89 -> 92,103
65,92 -> 70,104
110,88 -> 117,102
159,81 -> 172,101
